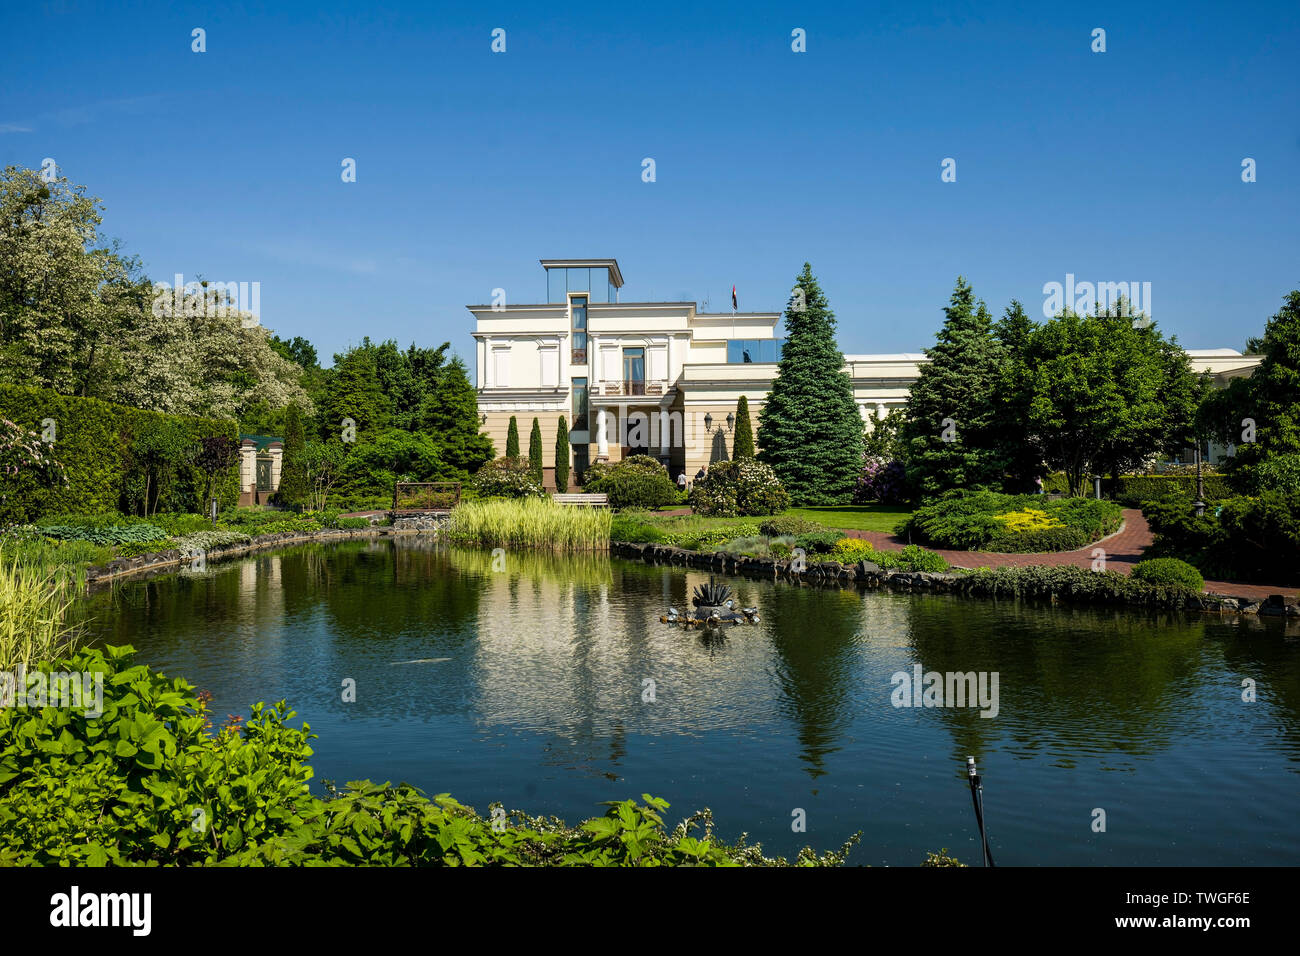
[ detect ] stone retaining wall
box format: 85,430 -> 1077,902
84,523 -> 443,588
610,540 -> 1299,619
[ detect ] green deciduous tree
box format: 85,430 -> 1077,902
756,263 -> 863,504
900,278 -> 1006,496
555,416 -> 570,493
991,299 -> 1043,492
733,395 -> 755,458
1024,309 -> 1202,496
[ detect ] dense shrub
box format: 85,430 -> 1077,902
583,455 -> 679,510
660,523 -> 761,551
609,513 -> 666,543
472,456 -> 545,499
689,458 -> 789,517
962,565 -> 1197,606
1042,471 -> 1233,505
1243,453 -> 1300,497
794,530 -> 844,554
0,647 -> 865,866
1131,558 -> 1205,591
900,491 -> 1122,552
828,538 -> 949,572
337,517 -> 372,530
1143,489 -> 1300,584
757,515 -> 827,537
0,385 -> 239,520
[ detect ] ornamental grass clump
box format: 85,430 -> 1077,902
444,497 -> 611,551
0,554 -> 80,671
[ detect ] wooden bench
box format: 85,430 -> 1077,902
553,493 -> 609,508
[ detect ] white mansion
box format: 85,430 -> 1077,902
470,258 -> 1260,484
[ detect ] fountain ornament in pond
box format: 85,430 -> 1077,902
661,579 -> 759,629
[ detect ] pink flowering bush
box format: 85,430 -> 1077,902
853,457 -> 908,505
689,458 -> 789,517
0,419 -> 68,523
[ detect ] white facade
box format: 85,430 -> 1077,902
471,259 -> 1263,483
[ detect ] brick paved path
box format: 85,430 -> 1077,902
839,509 -> 1296,601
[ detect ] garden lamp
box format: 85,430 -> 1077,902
726,412 -> 735,432
704,412 -> 713,431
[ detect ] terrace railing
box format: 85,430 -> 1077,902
393,481 -> 462,513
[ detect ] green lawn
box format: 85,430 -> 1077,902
783,504 -> 912,534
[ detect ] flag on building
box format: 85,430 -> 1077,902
731,285 -> 737,312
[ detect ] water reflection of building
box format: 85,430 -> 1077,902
467,557 -> 783,745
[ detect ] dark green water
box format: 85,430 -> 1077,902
79,539 -> 1300,865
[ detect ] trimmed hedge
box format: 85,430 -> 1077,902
1131,558 -> 1205,591
584,455 -> 679,510
0,385 -> 239,521
1043,472 -> 1233,505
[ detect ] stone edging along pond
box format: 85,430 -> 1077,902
83,515 -> 449,588
608,541 -> 1300,620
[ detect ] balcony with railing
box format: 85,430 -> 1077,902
594,379 -> 668,397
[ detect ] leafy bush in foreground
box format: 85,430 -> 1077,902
0,647 -> 867,867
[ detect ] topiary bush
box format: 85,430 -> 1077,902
583,455 -> 679,510
1131,558 -> 1204,591
689,458 -> 789,517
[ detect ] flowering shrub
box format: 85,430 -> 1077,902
853,458 -> 908,505
689,459 -> 789,517
900,491 -> 1121,552
0,418 -> 67,523
472,457 -> 544,499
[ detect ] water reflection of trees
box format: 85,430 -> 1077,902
904,596 -> 1212,770
763,584 -> 867,779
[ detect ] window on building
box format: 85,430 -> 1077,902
623,347 -> 645,394
572,377 -> 589,430
726,338 -> 785,363
571,296 -> 588,363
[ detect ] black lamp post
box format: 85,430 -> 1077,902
704,412 -> 713,432
726,412 -> 735,432
1193,438 -> 1206,517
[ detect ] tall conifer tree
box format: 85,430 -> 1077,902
756,263 -> 864,504
733,395 -> 755,459
900,278 -> 1006,496
555,416 -> 570,492
528,417 -> 544,484
506,416 -> 520,460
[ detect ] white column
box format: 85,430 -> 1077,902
657,410 -> 669,456
876,403 -> 886,420
482,336 -> 492,387
596,408 -> 609,458
859,403 -> 870,423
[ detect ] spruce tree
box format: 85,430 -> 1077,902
420,357 -> 494,477
528,417 -> 544,485
900,278 -> 1006,496
756,263 -> 864,504
506,416 -> 520,460
555,416 -> 570,492
733,394 -> 755,458
278,403 -> 308,508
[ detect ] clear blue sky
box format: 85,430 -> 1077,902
3,0 -> 1296,372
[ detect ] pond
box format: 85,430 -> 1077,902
79,539 -> 1300,866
